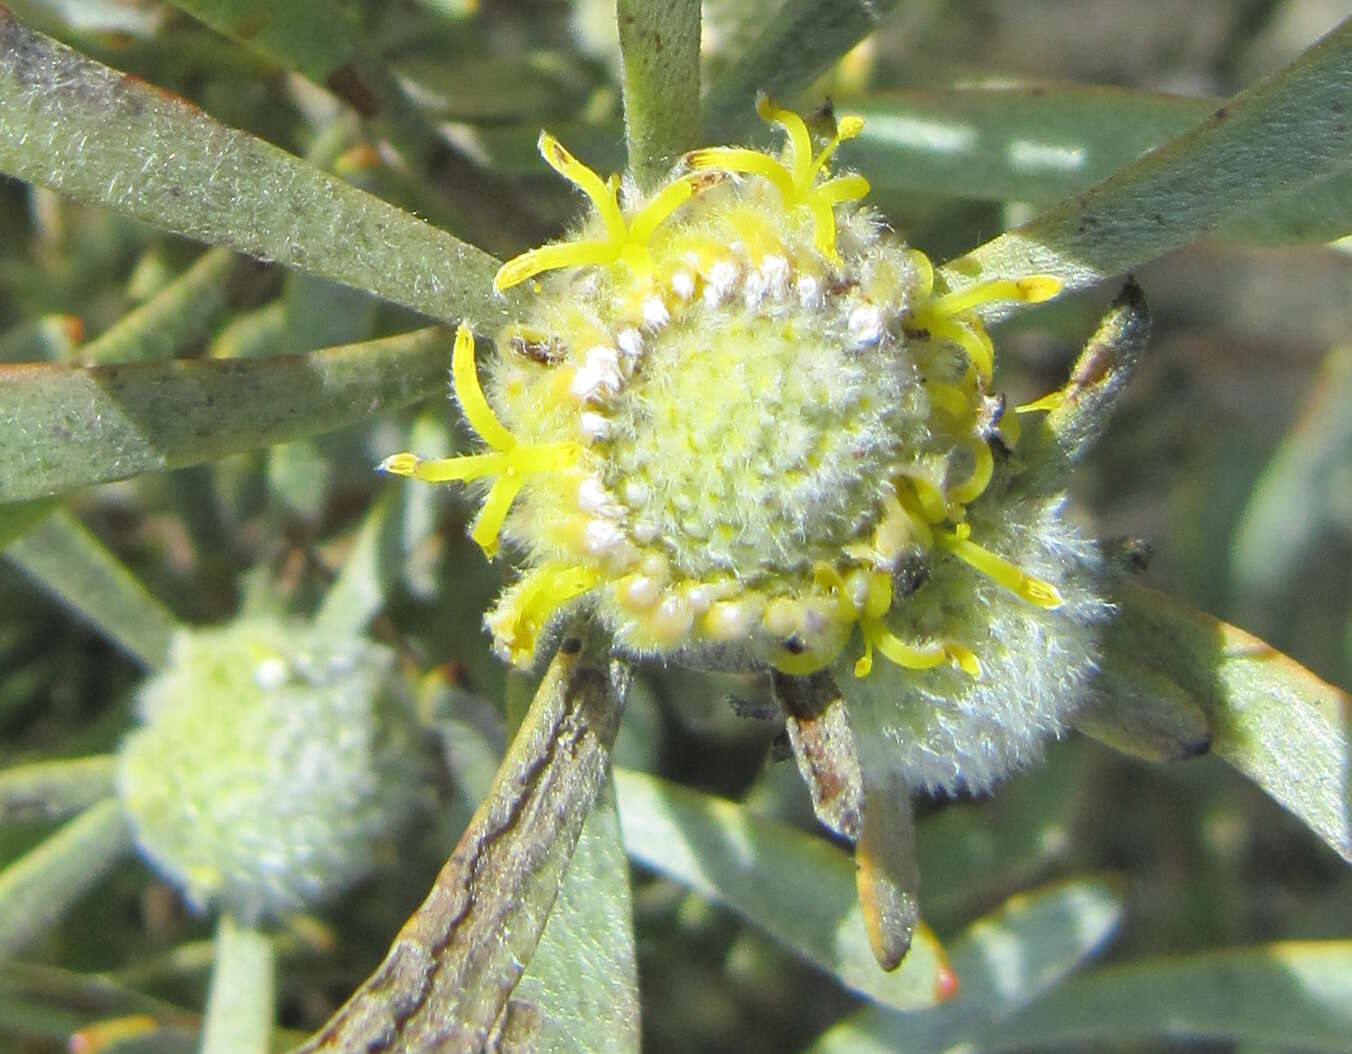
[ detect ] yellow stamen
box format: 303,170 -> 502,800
379,325 -> 580,558
925,275 -> 1062,320
912,316 -> 995,383
488,562 -> 600,666
1016,391 -> 1065,414
686,97 -> 869,265
494,134 -> 708,291
948,438 -> 995,505
926,380 -> 974,419
907,248 -> 935,298
451,323 -> 512,449
936,524 -> 1063,608
813,562 -> 859,623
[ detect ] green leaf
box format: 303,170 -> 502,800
313,487 -> 407,639
0,755 -> 117,822
618,0 -> 702,189
287,629 -> 631,1053
0,326 -> 452,502
847,87 -> 1352,245
0,498 -> 55,549
1091,582 -> 1351,864
613,767 -> 952,1012
994,941 -> 1352,1052
942,17 -> 1352,309
4,510 -> 181,668
80,247 -> 240,365
200,916 -> 275,1054
509,777 -> 641,1053
808,877 -> 1124,1054
0,13 -> 515,326
0,798 -> 131,961
0,961 -> 194,1045
701,0 -> 902,139
1231,345 -> 1352,597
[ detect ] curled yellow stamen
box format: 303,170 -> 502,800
494,133 -> 707,291
936,523 -> 1063,608
686,96 -> 869,265
487,562 -> 600,666
380,325 -> 580,558
948,438 -> 995,506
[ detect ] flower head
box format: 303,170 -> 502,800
118,619 -> 419,921
384,101 -> 1111,790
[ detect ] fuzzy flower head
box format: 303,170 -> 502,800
117,619 -> 419,922
385,99 -> 1114,792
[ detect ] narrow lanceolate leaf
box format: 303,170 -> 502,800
506,777 -> 640,1054
847,87 -> 1352,245
701,0 -> 902,139
943,17 -> 1352,308
0,799 -> 131,961
290,628 -> 632,1054
0,755 -> 117,822
991,941 -> 1352,1053
0,498 -> 55,549
0,11 -> 515,327
314,487 -> 407,639
618,0 -> 702,189
0,327 -> 451,503
200,917 -> 276,1054
1091,582 -> 1351,864
809,877 -> 1124,1054
614,768 -> 952,1012
79,248 -> 241,364
4,510 -> 180,668
1231,345 -> 1352,597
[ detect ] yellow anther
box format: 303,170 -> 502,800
926,380 -> 974,420
903,476 -> 950,525
948,438 -> 995,506
936,524 -> 1063,608
488,563 -> 599,667
912,315 -> 995,383
379,325 -> 580,558
859,617 -> 948,673
494,133 -> 707,291
892,486 -> 936,547
687,97 -> 869,265
924,275 -> 1063,321
451,323 -> 512,449
864,572 -> 893,619
1016,391 -> 1065,414
813,562 -> 859,623
907,248 -> 935,298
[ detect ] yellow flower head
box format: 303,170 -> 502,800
382,100 -> 1073,693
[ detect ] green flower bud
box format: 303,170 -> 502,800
117,619 -> 417,922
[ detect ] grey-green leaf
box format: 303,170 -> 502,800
0,799 -> 132,962
1090,582 -> 1351,864
0,755 -> 117,822
942,17 -> 1352,308
701,0 -> 902,139
993,941 -> 1352,1052
613,767 -> 952,1012
508,777 -> 640,1054
4,509 -> 181,668
0,327 -> 451,502
0,12 -> 514,326
809,877 -> 1124,1054
847,87 -> 1352,246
